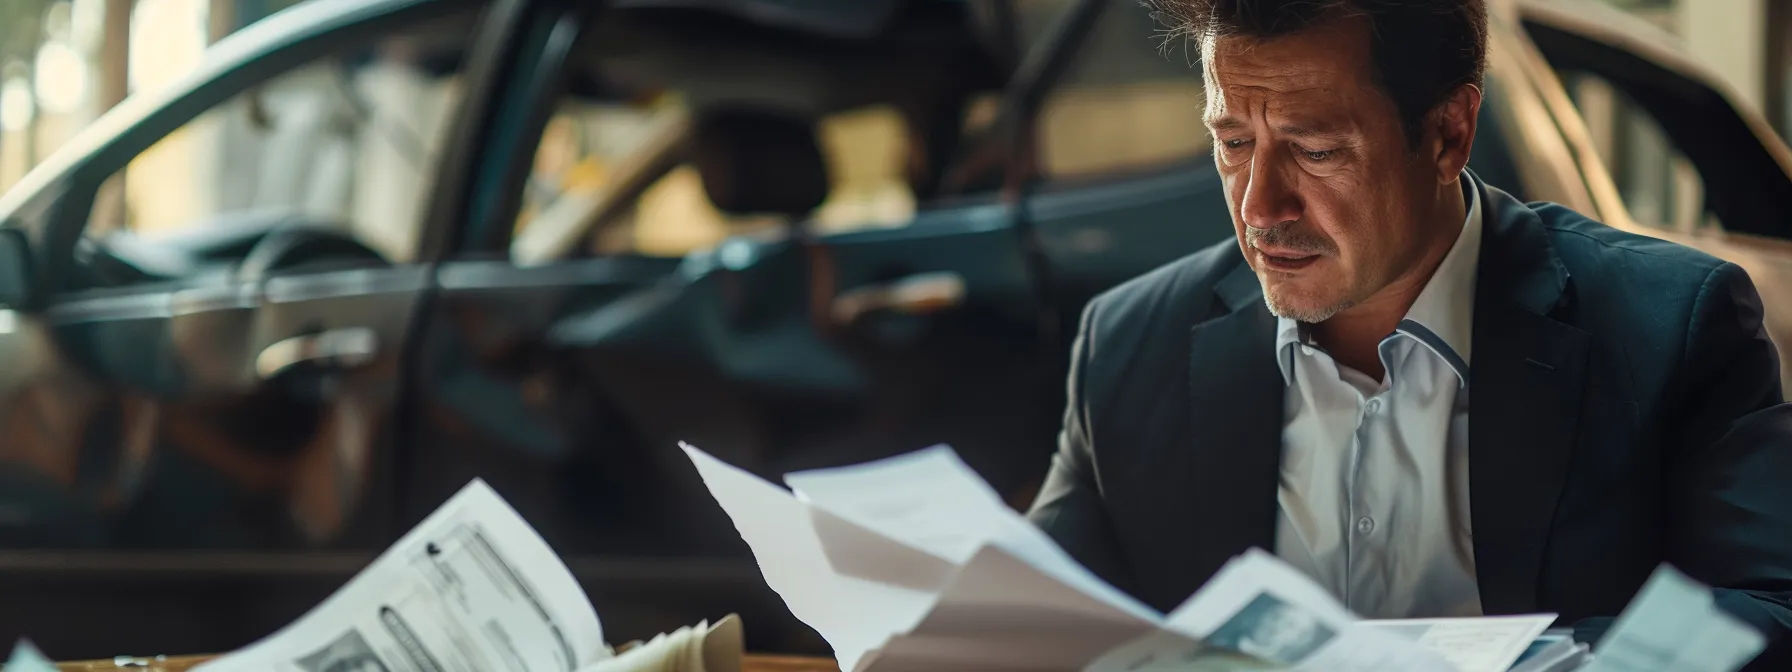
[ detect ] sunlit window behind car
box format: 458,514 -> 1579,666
87,29 -> 467,264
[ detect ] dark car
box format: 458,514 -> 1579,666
0,0 -> 1787,659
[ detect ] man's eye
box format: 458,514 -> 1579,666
1300,148 -> 1335,162
1222,139 -> 1249,150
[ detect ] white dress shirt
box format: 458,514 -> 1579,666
1271,180 -> 1484,619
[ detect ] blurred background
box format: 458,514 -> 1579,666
0,0 -> 1787,663
3,0 -> 1789,223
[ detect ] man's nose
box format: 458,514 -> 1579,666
1239,152 -> 1302,230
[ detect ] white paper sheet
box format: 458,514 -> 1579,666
5,640 -> 60,672
782,445 -> 1160,623
191,480 -> 609,672
783,444 -> 1016,565
1082,630 -> 1278,672
1362,614 -> 1558,672
680,443 -> 937,672
857,545 -> 1162,670
683,443 -> 1458,672
1583,566 -> 1764,672
1162,549 -> 1457,672
1507,634 -> 1591,672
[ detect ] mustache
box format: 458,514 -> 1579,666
1246,221 -> 1336,256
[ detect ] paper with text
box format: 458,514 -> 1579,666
1362,614 -> 1558,672
191,480 -> 610,672
1160,549 -> 1457,671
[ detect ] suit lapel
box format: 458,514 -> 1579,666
1185,262 -> 1285,586
1468,179 -> 1591,614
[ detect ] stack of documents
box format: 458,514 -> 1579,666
1360,616 -> 1564,672
3,445 -> 1766,672
187,480 -> 613,672
9,480 -> 747,672
678,442 -> 1767,672
581,615 -> 745,672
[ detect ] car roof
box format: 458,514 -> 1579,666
0,0 -> 452,220
1519,0 -> 1723,89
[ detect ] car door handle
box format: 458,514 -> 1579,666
831,272 -> 967,325
256,327 -> 379,380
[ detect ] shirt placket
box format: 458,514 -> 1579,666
1345,388 -> 1370,613
1345,337 -> 1400,614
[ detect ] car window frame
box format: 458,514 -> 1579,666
1518,0 -> 1792,241
20,0 -> 495,296
1013,1 -> 1215,193
1485,13 -> 1616,222
956,0 -> 1109,200
431,1 -> 591,258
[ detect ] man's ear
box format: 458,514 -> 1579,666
1431,83 -> 1483,182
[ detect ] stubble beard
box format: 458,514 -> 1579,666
1247,222 -> 1353,323
1263,284 -> 1356,324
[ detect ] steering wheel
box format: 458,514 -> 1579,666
235,224 -> 391,282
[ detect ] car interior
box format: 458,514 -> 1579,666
40,0 -> 1561,530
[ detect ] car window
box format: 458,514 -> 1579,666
509,93 -> 923,263
1556,71 -> 1710,233
1016,0 -> 1210,182
1522,9 -> 1792,241
82,16 -> 473,264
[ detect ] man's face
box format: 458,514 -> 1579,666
1203,16 -> 1448,323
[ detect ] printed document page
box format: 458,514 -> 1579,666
1361,614 -> 1558,672
191,480 -> 610,672
1159,549 -> 1456,671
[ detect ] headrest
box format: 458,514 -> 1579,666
690,107 -> 829,218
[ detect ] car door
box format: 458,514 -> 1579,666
399,0 -> 1045,652
1516,0 -> 1792,391
0,0 -> 526,657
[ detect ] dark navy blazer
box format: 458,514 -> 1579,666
1029,174 -> 1792,668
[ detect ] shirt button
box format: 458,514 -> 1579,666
1356,516 -> 1375,534
1365,397 -> 1383,413
1300,345 -> 1316,356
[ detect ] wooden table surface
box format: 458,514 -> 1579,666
54,654 -> 840,671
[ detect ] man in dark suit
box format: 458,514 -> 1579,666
1026,0 -> 1792,666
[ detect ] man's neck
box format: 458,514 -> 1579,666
1310,293 -> 1422,382
1311,184 -> 1469,381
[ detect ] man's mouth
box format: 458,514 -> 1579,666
1254,246 -> 1321,272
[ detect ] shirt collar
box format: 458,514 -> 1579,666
1274,174 -> 1482,386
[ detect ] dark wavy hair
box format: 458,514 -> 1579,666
1143,0 -> 1488,147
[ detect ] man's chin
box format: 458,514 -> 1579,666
1262,288 -> 1349,323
